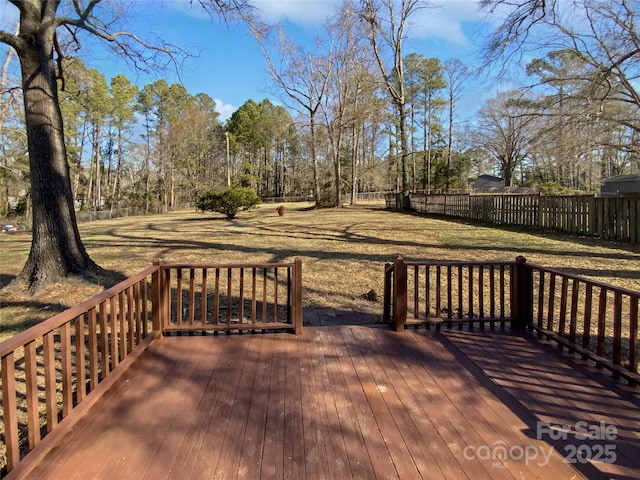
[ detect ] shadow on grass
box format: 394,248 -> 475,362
91,216 -> 640,268
0,267 -> 129,335
0,273 -> 16,289
0,299 -> 66,335
181,216 -> 232,223
405,210 -> 640,256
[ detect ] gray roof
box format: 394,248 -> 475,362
473,175 -> 503,188
600,174 -> 640,184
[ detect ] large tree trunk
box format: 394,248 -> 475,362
14,27 -> 98,293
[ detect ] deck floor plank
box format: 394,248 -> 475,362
357,326 -> 475,480
312,328 -> 367,479
114,335 -> 239,480
236,334 -> 273,480
132,339 -> 215,480
415,329 -> 578,480
295,330 -> 334,480
32,340 -> 186,480
161,334 -> 243,479
324,327 -> 400,479
283,334 -> 306,480
343,326 -> 437,479
443,329 -> 640,480
261,334 -> 286,480
192,334 -> 257,480
13,325 -> 640,480
388,329 -> 514,479
212,334 -> 264,480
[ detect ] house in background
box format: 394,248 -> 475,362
471,174 -> 504,192
600,174 -> 640,197
469,174 -> 537,194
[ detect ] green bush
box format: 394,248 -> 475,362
197,187 -> 259,219
534,182 -> 585,196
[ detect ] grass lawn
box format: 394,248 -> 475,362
1,202 -> 639,341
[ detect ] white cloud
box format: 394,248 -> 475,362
411,0 -> 484,47
214,99 -> 237,121
158,0 -> 213,20
248,0 -> 486,49
251,0 -> 341,26
163,0 -> 485,49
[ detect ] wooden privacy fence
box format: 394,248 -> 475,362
0,259 -> 302,476
385,193 -> 640,243
384,256 -> 639,385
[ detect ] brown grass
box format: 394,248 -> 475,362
1,202 -> 639,340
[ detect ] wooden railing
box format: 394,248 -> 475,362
0,265 -> 160,475
527,263 -> 638,385
0,259 -> 303,476
385,256 -> 639,385
384,257 -> 522,331
155,259 -> 303,335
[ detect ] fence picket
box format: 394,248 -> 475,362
403,193 -> 639,243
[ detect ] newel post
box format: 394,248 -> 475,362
383,262 -> 392,323
152,258 -> 165,335
292,258 -> 303,335
512,256 -> 533,332
393,256 -> 408,332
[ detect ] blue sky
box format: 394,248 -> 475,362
1,0 -> 503,122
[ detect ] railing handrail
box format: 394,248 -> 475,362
0,265 -> 160,357
0,261 -> 304,358
160,261 -> 297,270
526,262 -> 640,298
403,259 -> 516,268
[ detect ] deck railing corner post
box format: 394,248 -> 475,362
383,262 -> 392,322
513,256 -> 533,332
293,258 -> 303,335
393,256 -> 408,332
151,258 -> 165,335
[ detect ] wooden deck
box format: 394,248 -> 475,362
10,325 -> 640,480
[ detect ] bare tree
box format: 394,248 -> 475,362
0,0 -> 251,293
360,0 -> 429,207
252,24 -> 331,206
482,0 -> 640,154
321,1 -> 378,207
443,58 -> 470,191
0,21 -> 23,216
474,91 -> 539,186
480,0 -> 560,68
